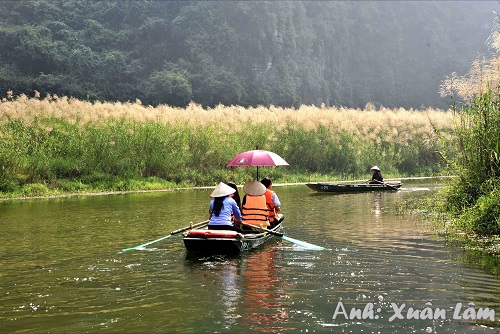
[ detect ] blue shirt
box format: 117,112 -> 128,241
209,197 -> 242,226
271,191 -> 281,207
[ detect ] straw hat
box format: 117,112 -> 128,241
370,166 -> 380,171
210,182 -> 236,198
243,180 -> 266,196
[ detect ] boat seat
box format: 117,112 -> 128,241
186,229 -> 239,239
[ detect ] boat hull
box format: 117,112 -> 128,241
183,223 -> 283,253
306,182 -> 402,193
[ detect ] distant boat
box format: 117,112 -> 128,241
306,181 -> 402,193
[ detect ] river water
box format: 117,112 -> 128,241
0,178 -> 499,333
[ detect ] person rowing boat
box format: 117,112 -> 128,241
369,166 -> 383,184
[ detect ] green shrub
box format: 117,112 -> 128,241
441,89 -> 500,236
456,187 -> 500,235
21,183 -> 50,196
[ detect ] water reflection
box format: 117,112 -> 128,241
372,193 -> 383,220
184,246 -> 291,333
240,248 -> 290,333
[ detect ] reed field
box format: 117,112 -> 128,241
0,93 -> 455,197
431,31 -> 500,237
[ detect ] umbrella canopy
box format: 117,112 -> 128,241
227,149 -> 289,179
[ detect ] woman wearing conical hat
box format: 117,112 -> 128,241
369,166 -> 384,184
208,182 -> 243,232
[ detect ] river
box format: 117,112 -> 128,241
0,178 -> 499,333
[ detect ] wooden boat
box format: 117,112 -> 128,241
306,181 -> 402,193
183,222 -> 284,253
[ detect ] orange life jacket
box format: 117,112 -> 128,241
264,189 -> 276,222
242,195 -> 270,227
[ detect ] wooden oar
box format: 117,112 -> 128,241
121,220 -> 209,252
372,179 -> 399,190
239,221 -> 325,251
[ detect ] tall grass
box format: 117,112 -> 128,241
0,93 -> 454,197
438,32 -> 500,236
434,90 -> 500,235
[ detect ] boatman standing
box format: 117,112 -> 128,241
260,177 -> 284,227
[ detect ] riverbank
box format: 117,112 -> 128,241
0,176 -> 444,202
398,178 -> 500,257
445,233 -> 500,257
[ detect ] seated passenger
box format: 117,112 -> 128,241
225,181 -> 242,212
260,177 -> 284,227
208,182 -> 243,232
241,180 -> 270,230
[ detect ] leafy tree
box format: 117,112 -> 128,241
0,0 -> 496,108
142,67 -> 192,106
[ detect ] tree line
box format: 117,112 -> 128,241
0,0 -> 496,109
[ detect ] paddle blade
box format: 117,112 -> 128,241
282,236 -> 325,250
121,234 -> 174,252
121,246 -> 145,252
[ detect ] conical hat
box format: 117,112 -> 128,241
210,182 -> 236,198
243,180 -> 266,196
370,166 -> 380,171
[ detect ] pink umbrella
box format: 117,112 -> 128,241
227,149 -> 289,179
